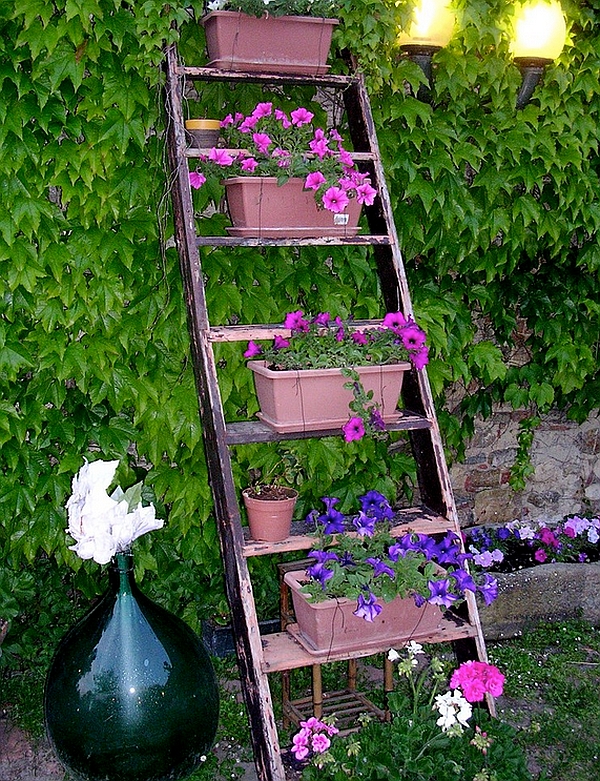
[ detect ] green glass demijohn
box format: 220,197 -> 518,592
44,551 -> 220,781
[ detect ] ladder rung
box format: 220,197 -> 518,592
226,414 -> 431,445
242,506 -> 452,558
178,65 -> 356,88
261,615 -> 478,673
196,234 -> 392,247
185,148 -> 377,161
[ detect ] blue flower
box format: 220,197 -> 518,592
306,550 -> 339,590
353,591 -> 382,622
316,496 -> 345,534
426,578 -> 459,608
477,573 -> 498,606
353,511 -> 377,537
358,490 -> 393,521
365,557 -> 395,579
450,568 -> 477,593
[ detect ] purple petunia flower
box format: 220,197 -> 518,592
426,578 -> 459,608
353,511 -> 377,537
359,490 -> 393,520
477,573 -> 499,606
353,591 -> 382,622
316,497 -> 345,534
306,550 -> 339,590
450,568 -> 477,593
365,557 -> 395,579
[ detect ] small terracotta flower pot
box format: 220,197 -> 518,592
185,119 -> 221,149
242,487 -> 298,542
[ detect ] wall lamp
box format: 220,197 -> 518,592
511,0 -> 567,109
397,0 -> 455,103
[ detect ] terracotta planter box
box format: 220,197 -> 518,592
201,11 -> 339,75
224,177 -> 362,239
248,360 -> 411,433
284,570 -> 442,654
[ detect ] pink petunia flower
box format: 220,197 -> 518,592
322,186 -> 349,213
356,182 -> 377,206
309,137 -> 330,159
284,310 -> 310,332
252,132 -> 272,154
274,108 -> 292,128
208,148 -> 234,166
342,417 -> 365,442
382,311 -> 408,330
291,107 -> 314,126
252,101 -> 273,118
240,157 -> 259,173
304,171 -> 327,191
243,341 -> 262,358
189,171 -> 206,189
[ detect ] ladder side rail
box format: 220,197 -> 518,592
164,44 -> 286,781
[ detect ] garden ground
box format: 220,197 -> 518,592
2,618 -> 599,781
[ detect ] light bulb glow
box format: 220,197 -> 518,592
397,0 -> 456,49
511,0 -> 566,60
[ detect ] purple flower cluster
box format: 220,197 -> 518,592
302,491 -> 498,621
466,515 -> 600,572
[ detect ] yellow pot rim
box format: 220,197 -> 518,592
185,119 -> 221,130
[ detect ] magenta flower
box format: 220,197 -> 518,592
240,157 -> 259,173
338,147 -> 354,167
304,171 -> 327,191
220,113 -> 234,127
323,186 -> 350,213
356,182 -> 377,206
450,661 -> 505,702
534,548 -> 547,562
272,335 -> 290,350
243,340 -> 262,358
351,331 -> 368,346
274,108 -> 291,127
342,416 -> 365,442
284,309 -> 310,332
411,345 -> 429,370
309,136 -> 331,159
382,311 -> 408,330
252,101 -> 272,118
291,729 -> 310,761
291,107 -> 314,126
252,132 -> 272,154
400,322 -> 427,350
311,734 -> 331,753
238,115 -> 258,132
208,147 -> 234,166
189,171 -> 206,189
330,128 -> 343,142
313,312 -> 330,326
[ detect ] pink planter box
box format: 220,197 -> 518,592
248,361 -> 411,433
224,177 -> 362,239
201,11 -> 339,75
284,570 -> 443,654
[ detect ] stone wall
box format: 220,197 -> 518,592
448,407 -> 600,527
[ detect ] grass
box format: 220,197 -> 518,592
2,618 -> 600,780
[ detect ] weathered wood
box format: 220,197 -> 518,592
165,43 -> 495,780
261,616 -> 478,672
164,45 -> 286,781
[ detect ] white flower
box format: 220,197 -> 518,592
66,460 -> 163,565
388,648 -> 400,662
406,641 -> 424,657
433,690 -> 473,733
207,0 -> 226,9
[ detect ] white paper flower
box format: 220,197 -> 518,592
66,459 -> 164,564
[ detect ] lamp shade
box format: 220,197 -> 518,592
511,0 -> 566,61
397,0 -> 455,49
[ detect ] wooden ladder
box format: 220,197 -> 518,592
164,43 -> 491,781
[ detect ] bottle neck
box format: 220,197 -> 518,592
110,550 -> 134,596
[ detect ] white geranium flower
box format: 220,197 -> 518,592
433,690 -> 472,732
406,641 -> 424,657
388,648 -> 400,662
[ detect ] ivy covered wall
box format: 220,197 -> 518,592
1,0 -> 599,660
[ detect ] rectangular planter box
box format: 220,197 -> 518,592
249,360 -> 411,433
224,177 -> 362,239
201,11 -> 339,75
285,570 -> 442,654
